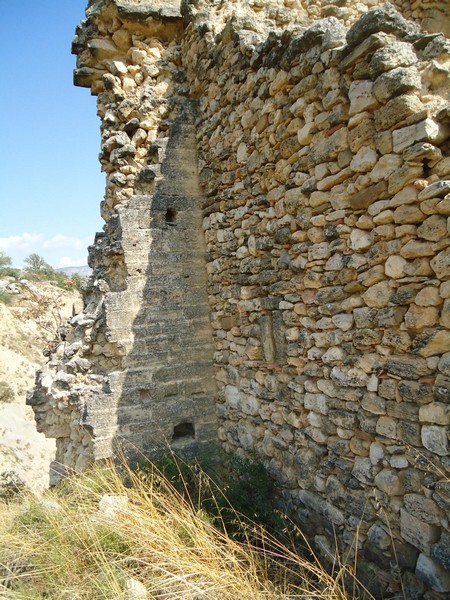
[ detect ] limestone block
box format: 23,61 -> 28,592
416,553 -> 450,593
88,38 -> 120,60
388,164 -> 423,194
387,400 -> 418,421
404,305 -> 439,330
421,425 -> 448,456
125,577 -> 148,600
385,355 -> 430,379
352,457 -> 374,484
394,204 -> 424,224
370,41 -> 418,77
373,67 -> 421,104
389,454 -> 408,468
374,468 -> 405,495
374,94 -> 424,130
350,228 -> 373,251
331,314 -> 353,331
418,181 -> 450,201
390,185 -> 417,207
362,281 -> 392,308
432,156 -> 450,178
400,241 -> 435,259
297,122 -> 315,145
369,442 -> 385,465
404,494 -> 444,526
349,180 -> 387,209
414,330 -> 450,358
431,532 -> 450,570
362,393 -> 386,415
304,393 -> 328,415
419,403 -> 449,426
111,60 -> 128,75
348,80 -> 378,116
417,215 -> 448,242
393,119 -> 449,153
224,385 -> 240,410
385,255 -> 407,279
316,167 -> 352,191
401,509 -> 440,553
369,153 -> 402,182
350,146 -> 378,173
441,299 -> 450,329
330,366 -> 368,387
430,247 -> 450,279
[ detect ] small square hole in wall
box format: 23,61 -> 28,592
172,422 -> 195,442
165,208 -> 177,226
140,389 -> 151,401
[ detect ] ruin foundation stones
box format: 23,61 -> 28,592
29,1 -> 450,597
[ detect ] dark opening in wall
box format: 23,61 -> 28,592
172,422 -> 195,441
140,389 -> 151,402
165,208 -> 177,226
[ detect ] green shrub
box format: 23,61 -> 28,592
0,267 -> 21,279
135,451 -> 285,542
0,471 -> 26,502
0,290 -> 13,305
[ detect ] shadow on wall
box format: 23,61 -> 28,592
108,97 -> 218,462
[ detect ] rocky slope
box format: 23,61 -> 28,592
0,280 -> 82,494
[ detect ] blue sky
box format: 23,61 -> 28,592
0,0 -> 105,268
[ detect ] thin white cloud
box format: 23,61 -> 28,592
57,256 -> 88,268
0,232 -> 44,250
43,234 -> 90,250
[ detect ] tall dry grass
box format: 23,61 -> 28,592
0,460 -> 371,599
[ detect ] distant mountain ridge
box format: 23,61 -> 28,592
56,265 -> 92,277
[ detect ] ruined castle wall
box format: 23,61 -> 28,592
30,0 -> 217,470
29,0 -> 450,596
182,3 -> 450,596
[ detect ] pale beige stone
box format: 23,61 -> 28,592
401,509 -> 440,553
350,228 -> 373,251
400,241 -> 435,259
417,215 -> 448,241
393,205 -> 424,224
385,255 -> 407,279
370,155 -> 402,183
405,305 -> 439,330
416,330 -> 450,358
348,80 -> 379,116
415,287 -> 442,307
350,146 -> 378,173
392,119 -> 446,153
421,425 -> 449,456
431,248 -> 450,279
390,185 -> 418,207
362,281 -> 392,308
316,167 -> 353,191
419,403 -> 450,425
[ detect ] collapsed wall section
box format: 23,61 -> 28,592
29,0 -> 217,471
183,2 -> 450,597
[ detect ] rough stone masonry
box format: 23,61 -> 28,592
29,1 -> 450,597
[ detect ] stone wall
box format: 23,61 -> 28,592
183,2 -> 450,597
29,0 -> 450,597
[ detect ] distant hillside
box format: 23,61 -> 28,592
56,265 -> 92,277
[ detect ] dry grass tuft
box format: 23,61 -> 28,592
0,460 -> 371,599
